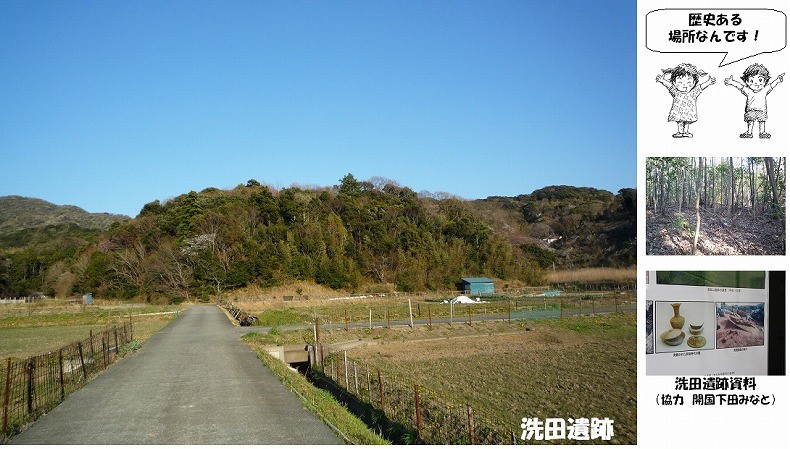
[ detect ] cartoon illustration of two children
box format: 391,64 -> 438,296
656,63 -> 784,138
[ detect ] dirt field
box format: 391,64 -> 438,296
340,312 -> 637,445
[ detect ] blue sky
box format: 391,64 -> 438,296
1,0 -> 635,217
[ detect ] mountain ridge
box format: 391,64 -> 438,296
0,196 -> 130,235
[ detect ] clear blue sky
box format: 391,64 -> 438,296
1,0 -> 635,217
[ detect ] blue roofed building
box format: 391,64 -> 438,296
460,277 -> 495,296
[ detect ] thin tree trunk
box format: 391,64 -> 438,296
764,157 -> 779,213
692,157 -> 703,255
729,157 -> 735,216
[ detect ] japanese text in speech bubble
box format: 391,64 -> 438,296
646,9 -> 787,67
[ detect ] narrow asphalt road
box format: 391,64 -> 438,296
11,305 -> 339,445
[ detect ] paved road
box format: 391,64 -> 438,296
11,305 -> 339,445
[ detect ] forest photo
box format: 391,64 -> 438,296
646,157 -> 785,255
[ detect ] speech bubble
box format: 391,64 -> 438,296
646,9 -> 787,67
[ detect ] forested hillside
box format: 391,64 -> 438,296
1,177 -> 636,300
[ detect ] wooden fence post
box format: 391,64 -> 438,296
114,327 -> 120,355
77,342 -> 87,381
408,298 -> 414,328
414,385 -> 422,440
386,307 -> 390,329
366,366 -> 372,403
353,361 -> 359,394
428,306 -> 432,328
343,352 -> 349,388
377,369 -> 385,411
467,404 -> 476,445
3,358 -> 11,435
102,334 -> 107,369
345,310 -> 349,332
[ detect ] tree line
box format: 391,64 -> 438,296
646,157 -> 785,217
1,176 -> 636,301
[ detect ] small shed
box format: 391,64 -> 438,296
460,277 -> 495,296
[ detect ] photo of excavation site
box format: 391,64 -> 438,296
716,303 -> 765,349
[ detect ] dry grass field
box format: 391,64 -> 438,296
343,312 -> 637,445
545,267 -> 637,284
0,300 -> 182,360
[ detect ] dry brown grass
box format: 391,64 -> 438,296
546,267 -> 637,284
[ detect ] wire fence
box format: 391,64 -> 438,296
1,320 -> 134,441
304,296 -> 635,331
312,349 -> 522,445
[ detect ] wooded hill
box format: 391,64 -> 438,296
646,157 -> 785,255
1,177 -> 636,300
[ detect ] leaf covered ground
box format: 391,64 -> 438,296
646,209 -> 785,255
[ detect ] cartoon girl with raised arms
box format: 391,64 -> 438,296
656,63 -> 716,138
724,63 -> 784,139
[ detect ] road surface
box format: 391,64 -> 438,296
11,305 -> 339,445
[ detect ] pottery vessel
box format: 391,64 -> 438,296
660,329 -> 685,346
670,303 -> 685,329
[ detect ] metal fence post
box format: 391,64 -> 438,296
114,327 -> 120,355
57,349 -> 65,401
26,359 -> 34,416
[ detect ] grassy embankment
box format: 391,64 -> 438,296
243,334 -> 389,445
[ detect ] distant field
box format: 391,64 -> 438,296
0,301 -> 182,360
234,290 -> 635,329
